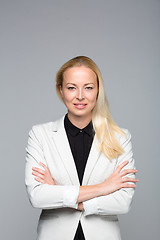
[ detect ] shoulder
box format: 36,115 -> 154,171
28,115 -> 65,135
119,128 -> 132,149
120,128 -> 131,137
115,127 -> 132,146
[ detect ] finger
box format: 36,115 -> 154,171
32,170 -> 45,180
34,177 -> 45,184
32,167 -> 45,175
120,169 -> 138,177
122,183 -> 137,188
40,162 -> 49,171
116,160 -> 129,172
121,177 -> 139,183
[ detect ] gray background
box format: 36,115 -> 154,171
1,0 -> 160,239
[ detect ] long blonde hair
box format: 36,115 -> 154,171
56,56 -> 126,160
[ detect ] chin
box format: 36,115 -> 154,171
71,111 -> 92,119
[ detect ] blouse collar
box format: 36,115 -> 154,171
64,113 -> 94,137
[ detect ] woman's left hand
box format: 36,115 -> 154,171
32,162 -> 55,185
78,202 -> 84,211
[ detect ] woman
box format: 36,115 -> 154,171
25,56 -> 138,240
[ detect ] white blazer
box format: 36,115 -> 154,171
25,115 -> 136,240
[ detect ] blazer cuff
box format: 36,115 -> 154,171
63,186 -> 79,209
83,198 -> 98,216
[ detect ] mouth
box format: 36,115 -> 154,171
73,103 -> 87,109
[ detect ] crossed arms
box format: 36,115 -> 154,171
25,126 -> 138,216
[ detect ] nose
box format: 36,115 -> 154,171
76,89 -> 84,100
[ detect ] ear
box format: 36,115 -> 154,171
59,85 -> 63,98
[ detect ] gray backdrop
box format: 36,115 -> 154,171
1,0 -> 160,239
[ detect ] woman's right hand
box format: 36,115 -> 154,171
32,162 -> 56,185
100,160 -> 138,196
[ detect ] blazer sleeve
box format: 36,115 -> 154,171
83,129 -> 137,216
25,125 -> 79,210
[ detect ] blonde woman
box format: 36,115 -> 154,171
25,56 -> 138,240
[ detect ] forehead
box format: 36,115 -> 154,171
63,66 -> 97,83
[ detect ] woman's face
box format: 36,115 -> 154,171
60,66 -> 98,122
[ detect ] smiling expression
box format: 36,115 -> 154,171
60,66 -> 98,124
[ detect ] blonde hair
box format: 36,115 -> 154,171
56,56 -> 126,160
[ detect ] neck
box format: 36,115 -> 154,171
67,113 -> 92,129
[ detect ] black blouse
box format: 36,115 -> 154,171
64,114 -> 95,240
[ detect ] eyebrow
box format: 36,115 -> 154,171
66,83 -> 95,86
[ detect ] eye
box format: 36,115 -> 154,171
86,86 -> 93,90
68,86 -> 75,90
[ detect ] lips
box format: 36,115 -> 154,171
74,103 -> 87,106
73,103 -> 87,109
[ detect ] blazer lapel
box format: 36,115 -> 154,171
51,116 -> 80,185
82,137 -> 101,186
